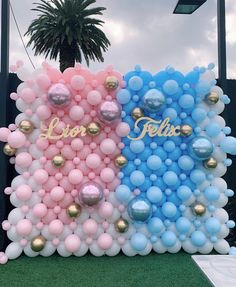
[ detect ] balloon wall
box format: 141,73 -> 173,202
0,61 -> 236,264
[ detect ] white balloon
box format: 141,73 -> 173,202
139,241 -> 152,256
211,86 -> 223,97
213,208 -> 229,223
212,163 -> 227,177
59,226 -> 72,241
122,241 -> 136,256
28,129 -> 41,143
15,113 -> 29,126
105,242 -> 121,256
212,147 -> 226,161
28,144 -> 43,159
211,178 -> 227,192
8,208 -> 24,224
152,240 -> 167,254
198,240 -> 213,254
27,227 -> 39,240
17,82 -> 28,94
7,226 -> 21,241
16,98 -> 29,112
214,239 -> 230,254
5,242 -> 23,259
218,224 -> 229,239
168,240 -> 181,253
212,101 -> 225,115
30,99 -> 44,112
24,244 -> 39,257
28,160 -> 42,175
182,239 -> 197,254
11,176 -> 27,190
41,226 -> 54,241
10,192 -> 22,207
106,209 -> 121,223
40,242 -> 56,257
17,67 -> 32,81
89,242 -> 104,256
200,70 -> 216,82
57,243 -> 72,257
74,242 -> 89,257
214,194 -> 228,208
27,192 -> 41,206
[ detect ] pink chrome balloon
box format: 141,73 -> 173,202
98,101 -> 121,124
79,182 -> 103,206
47,83 -> 71,108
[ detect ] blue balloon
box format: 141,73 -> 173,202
116,89 -> 131,104
204,186 -> 220,201
130,233 -> 148,251
161,231 -> 177,247
168,147 -> 182,161
176,217 -> 191,234
179,94 -> 194,109
148,217 -> 164,234
220,136 -> 236,155
196,80 -> 211,96
163,80 -> 179,96
153,71 -> 169,86
190,169 -> 206,184
189,136 -> 213,160
152,147 -> 168,160
122,147 -> 136,160
142,89 -> 165,112
147,155 -> 162,170
163,171 -> 178,186
146,186 -> 163,203
163,140 -> 176,152
178,155 -> 194,171
130,140 -> 145,154
122,162 -> 136,175
115,185 -> 131,203
128,197 -> 152,222
162,202 -> 177,218
191,231 -> 206,247
205,218 -> 221,234
162,108 -> 177,121
206,123 -> 221,137
185,70 -> 200,85
191,108 -> 207,123
128,76 -> 143,91
177,185 -> 192,201
130,170 -> 145,186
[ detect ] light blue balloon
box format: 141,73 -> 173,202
128,197 -> 152,222
196,80 -> 211,96
147,155 -> 162,170
130,140 -> 145,154
191,231 -> 206,247
176,217 -> 191,234
178,155 -> 194,171
162,202 -> 177,218
146,186 -> 163,203
204,186 -> 220,201
189,136 -> 213,160
142,89 -> 165,112
130,170 -> 145,186
163,171 -> 178,186
177,185 -> 192,201
148,217 -> 164,234
220,136 -> 236,155
116,89 -> 131,104
163,140 -> 175,152
128,76 -> 143,91
205,123 -> 221,137
191,108 -> 207,123
179,94 -> 194,109
130,233 -> 148,251
163,80 -> 179,96
115,185 -> 131,203
190,169 -> 206,184
205,218 -> 221,234
161,231 -> 177,247
162,108 -> 177,121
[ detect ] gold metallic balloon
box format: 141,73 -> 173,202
52,154 -> 65,168
3,144 -> 17,156
114,218 -> 129,233
131,107 -> 144,120
66,203 -> 82,218
19,120 -> 34,134
87,122 -> 101,137
192,202 -> 206,216
204,157 -> 218,169
206,91 -> 219,105
105,76 -> 119,90
180,125 -> 193,137
115,155 -> 128,168
31,236 -> 46,252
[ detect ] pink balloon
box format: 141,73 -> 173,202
65,234 -> 81,252
71,138 -> 84,151
36,74 -> 51,90
43,193 -> 57,208
59,177 -> 74,192
100,168 -> 115,183
36,138 -> 49,150
50,186 -> 65,201
116,122 -> 130,137
20,88 -> 36,103
87,90 -> 102,106
86,153 -> 101,169
47,68 -> 62,83
69,106 -> 84,121
97,233 -> 113,250
61,145 -> 76,160
70,75 -> 85,90
0,127 -> 11,142
33,203 -> 48,218
57,209 -> 72,224
68,169 -> 83,185
60,161 -> 75,176
100,138 -> 116,155
98,202 -> 114,218
36,105 -> 52,120
16,219 -> 33,236
33,169 -> 49,184
15,152 -> 32,168
43,176 -> 58,191
7,131 -> 26,148
63,67 -> 77,83
15,184 -> 32,201
48,219 -> 64,235
42,209 -> 57,224
82,219 -> 98,235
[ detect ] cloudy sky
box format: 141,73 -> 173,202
8,0 -> 236,78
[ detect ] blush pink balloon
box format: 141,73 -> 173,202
68,169 -> 83,185
65,234 -> 81,253
36,138 -> 49,150
71,138 -> 84,151
62,67 -> 77,83
60,161 -> 75,176
47,68 -> 62,83
87,90 -> 102,106
15,184 -> 32,201
20,88 -> 36,103
59,177 -> 74,192
82,219 -> 98,235
36,105 -> 52,120
69,106 -> 84,121
33,169 -> 49,184
58,209 -> 72,224
7,131 -> 26,148
98,202 -> 114,219
116,122 -> 131,137
15,152 -> 32,168
100,138 -> 116,155
50,186 -> 65,202
48,219 -> 64,235
86,153 -> 101,169
43,194 -> 57,208
33,203 -> 48,218
16,219 -> 33,236
0,127 -> 11,142
43,176 -> 58,191
100,168 -> 115,183
97,233 -> 113,250
70,75 -> 85,90
61,145 -> 76,160
36,74 -> 51,90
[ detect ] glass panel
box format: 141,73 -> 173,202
175,4 -> 199,14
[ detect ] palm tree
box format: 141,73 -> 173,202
25,0 -> 110,72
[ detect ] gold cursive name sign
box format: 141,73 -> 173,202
128,117 -> 180,140
40,117 -> 87,140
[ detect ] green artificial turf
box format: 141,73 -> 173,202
0,251 -> 210,287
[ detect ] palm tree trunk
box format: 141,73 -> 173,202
59,42 -> 76,72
